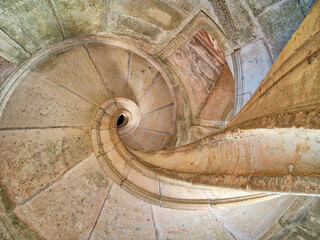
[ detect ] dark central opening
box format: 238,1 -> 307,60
117,115 -> 125,127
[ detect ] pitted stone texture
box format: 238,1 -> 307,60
90,184 -> 155,240
225,0 -> 257,43
211,196 -> 298,239
138,75 -> 172,115
0,0 -> 62,53
257,0 -> 307,59
107,12 -> 165,45
0,72 -> 98,128
0,127 -> 92,204
0,55 -> 15,87
85,44 -> 130,98
109,0 -> 185,31
14,154 -> 111,240
241,39 -> 273,96
127,53 -> 159,102
33,46 -> 112,106
152,205 -> 233,239
0,30 -> 28,64
284,198 -> 320,239
52,0 -> 103,37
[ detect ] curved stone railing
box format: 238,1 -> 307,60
92,98 -> 273,209
91,2 -> 320,208
0,2 -> 319,211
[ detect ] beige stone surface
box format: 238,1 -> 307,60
138,75 -> 172,115
198,65 -> 234,121
152,205 -> 233,239
0,72 -> 98,128
14,154 -> 111,240
99,129 -> 115,154
139,104 -> 174,133
127,53 -> 159,102
130,128 -> 169,150
119,135 -> 143,150
211,196 -> 298,239
86,44 -> 129,98
109,0 -> 185,31
90,184 -> 155,240
33,46 -> 112,106
53,0 -> 104,37
0,127 -> 92,204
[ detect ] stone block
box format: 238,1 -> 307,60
53,0 -> 103,37
33,46 -> 112,106
14,155 -> 111,240
0,127 -> 92,204
0,72 -> 98,128
127,53 -> 158,102
90,184 -> 155,240
0,0 -> 62,53
138,75 -> 172,115
258,0 -> 306,59
86,44 -> 129,98
109,0 -> 185,31
152,205 -> 233,239
241,39 -> 272,95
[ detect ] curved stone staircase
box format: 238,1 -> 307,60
0,1 -> 319,240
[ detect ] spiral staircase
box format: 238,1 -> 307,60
0,0 -> 319,239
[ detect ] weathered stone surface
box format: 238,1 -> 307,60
258,0 -> 306,59
152,205 -> 233,239
33,45 -> 112,106
167,30 -> 226,118
209,0 -> 239,44
247,0 -> 314,17
0,216 -> 15,240
139,104 -> 174,133
211,196 -> 298,239
298,0 -> 315,16
127,53 -> 158,102
52,0 -> 103,37
284,198 -> 320,239
0,127 -> 92,204
246,0 -> 280,16
109,0 -> 185,31
198,65 -> 234,121
0,72 -> 98,128
240,39 -> 272,96
138,75 -> 172,115
130,127 -> 169,150
225,0 -> 257,43
0,56 -> 15,88
0,30 -> 29,64
175,120 -> 219,146
14,154 -> 111,240
90,184 -> 155,240
108,12 -> 165,44
159,0 -> 194,15
0,0 -> 62,53
86,44 -> 129,98
231,49 -> 319,127
0,1 -> 319,237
